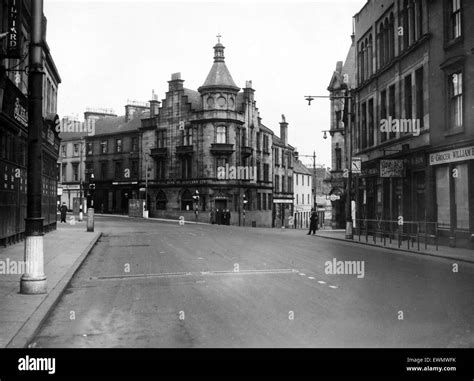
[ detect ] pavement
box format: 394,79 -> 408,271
0,215 -> 101,348
314,228 -> 474,264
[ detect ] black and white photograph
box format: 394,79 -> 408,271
0,0 -> 473,378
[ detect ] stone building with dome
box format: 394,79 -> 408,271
139,40 -> 282,227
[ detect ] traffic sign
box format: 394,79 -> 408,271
351,157 -> 362,174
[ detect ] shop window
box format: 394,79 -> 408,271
454,164 -> 469,229
435,166 -> 450,228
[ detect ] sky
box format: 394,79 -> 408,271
44,0 -> 366,168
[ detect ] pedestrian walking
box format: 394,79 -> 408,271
307,208 -> 318,235
210,208 -> 216,224
60,203 -> 68,223
225,209 -> 231,225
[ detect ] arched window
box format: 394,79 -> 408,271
409,0 -> 415,45
416,0 -> 423,39
241,127 -> 247,146
389,13 -> 395,59
364,39 -> 369,80
384,18 -> 390,65
216,125 -> 226,144
378,24 -> 385,68
181,189 -> 193,211
368,35 -> 373,77
403,0 -> 410,49
156,190 -> 167,210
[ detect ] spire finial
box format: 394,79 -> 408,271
216,33 -> 222,43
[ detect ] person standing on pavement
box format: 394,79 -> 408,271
307,208 -> 318,235
60,203 -> 68,223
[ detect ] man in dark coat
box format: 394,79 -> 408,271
60,203 -> 68,223
307,208 -> 318,235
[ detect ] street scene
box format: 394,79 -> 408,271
1,0 -> 474,365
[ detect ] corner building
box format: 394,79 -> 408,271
140,42 -> 275,226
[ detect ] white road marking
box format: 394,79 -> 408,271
308,276 -> 315,280
318,281 -> 326,284
299,273 -> 306,276
329,285 -> 338,289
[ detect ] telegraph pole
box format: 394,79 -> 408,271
304,89 -> 354,240
21,0 -> 46,294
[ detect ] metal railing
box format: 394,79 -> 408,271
355,219 -> 439,251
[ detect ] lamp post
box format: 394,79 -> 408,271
242,193 -> 247,226
305,90 -> 354,239
193,189 -> 200,222
144,150 -> 151,213
21,0 -> 46,294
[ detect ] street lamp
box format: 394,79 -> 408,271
242,193 -> 248,226
144,150 -> 151,212
304,90 -> 354,240
193,189 -> 200,222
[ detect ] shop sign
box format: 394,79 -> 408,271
429,147 -> 474,165
14,98 -> 28,127
351,157 -> 362,174
380,160 -> 405,178
6,0 -> 22,58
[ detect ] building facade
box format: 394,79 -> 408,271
272,116 -> 294,228
327,37 -> 356,229
426,0 -> 474,248
139,42 -> 278,227
85,115 -> 141,213
292,158 -> 313,229
0,0 -> 61,245
351,0 -> 473,248
58,109 -> 119,212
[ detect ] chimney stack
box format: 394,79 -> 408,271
243,80 -> 255,102
149,89 -> 160,116
280,114 -> 288,146
168,72 -> 184,91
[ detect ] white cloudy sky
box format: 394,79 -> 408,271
44,0 -> 366,168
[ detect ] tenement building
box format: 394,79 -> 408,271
139,41 -> 283,227
84,115 -> 141,213
352,0 -> 473,248
272,116 -> 294,228
1,0 -> 61,245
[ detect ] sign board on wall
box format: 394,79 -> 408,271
380,160 -> 405,178
351,157 -> 362,174
429,147 -> 474,165
6,0 -> 22,58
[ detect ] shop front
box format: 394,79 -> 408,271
428,144 -> 474,249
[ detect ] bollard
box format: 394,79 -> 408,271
87,208 -> 94,232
